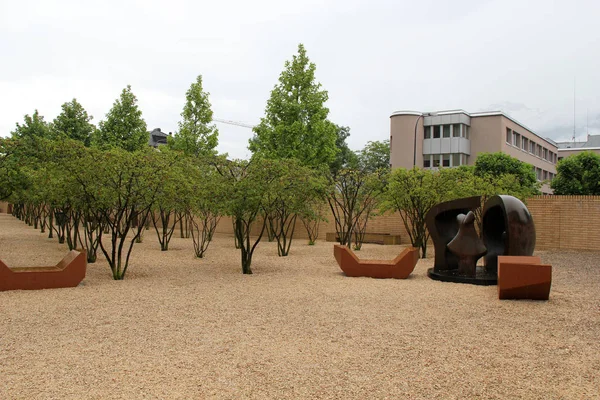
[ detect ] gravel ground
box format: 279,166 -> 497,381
1,213 -> 599,399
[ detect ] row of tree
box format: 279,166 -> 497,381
0,43 -> 542,281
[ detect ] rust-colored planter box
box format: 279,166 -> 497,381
0,250 -> 87,291
497,255 -> 552,300
333,244 -> 419,279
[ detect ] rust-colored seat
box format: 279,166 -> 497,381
0,250 -> 87,291
497,255 -> 551,300
333,245 -> 419,279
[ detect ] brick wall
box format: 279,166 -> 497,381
527,196 -> 600,251
216,196 -> 600,251
4,197 -> 598,251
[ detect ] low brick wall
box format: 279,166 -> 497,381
527,196 -> 600,251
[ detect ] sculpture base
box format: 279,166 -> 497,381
427,267 -> 497,286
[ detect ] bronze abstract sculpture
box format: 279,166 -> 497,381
427,195 -> 537,286
447,211 -> 487,276
481,195 -> 536,275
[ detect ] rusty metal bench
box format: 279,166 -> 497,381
333,245 -> 419,279
0,250 -> 87,291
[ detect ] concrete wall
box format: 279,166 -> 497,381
468,115 -> 503,164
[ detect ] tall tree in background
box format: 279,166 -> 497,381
169,75 -> 219,157
551,151 -> 600,195
474,152 -> 539,195
329,125 -> 357,175
52,99 -> 95,146
249,43 -> 338,169
358,140 -> 390,173
95,85 -> 147,151
11,110 -> 52,142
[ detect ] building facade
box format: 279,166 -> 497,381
556,135 -> 600,161
390,110 -> 557,194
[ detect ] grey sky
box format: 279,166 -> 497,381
1,0 -> 599,159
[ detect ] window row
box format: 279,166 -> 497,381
506,128 -> 557,164
424,124 -> 470,139
533,166 -> 555,182
423,153 -> 469,168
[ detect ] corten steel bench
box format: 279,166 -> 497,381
0,250 -> 87,291
497,255 -> 552,300
333,244 -> 419,279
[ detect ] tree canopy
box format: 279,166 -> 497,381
474,152 -> 539,195
168,75 -> 219,157
52,99 -> 95,146
249,43 -> 338,169
95,85 -> 148,151
551,151 -> 600,195
357,140 -> 390,173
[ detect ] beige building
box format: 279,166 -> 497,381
390,110 -> 557,194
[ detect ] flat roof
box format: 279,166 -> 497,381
390,109 -> 557,149
557,147 -> 600,151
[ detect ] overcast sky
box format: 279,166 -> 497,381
1,0 -> 599,159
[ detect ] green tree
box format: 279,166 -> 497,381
329,125 -> 357,175
0,137 -> 21,200
68,147 -> 168,279
327,167 -> 385,249
263,159 -> 327,256
474,152 -> 539,195
217,158 -> 281,274
249,43 -> 338,169
52,99 -> 95,146
168,75 -> 219,157
187,158 -> 226,258
150,151 -> 189,251
95,85 -> 148,151
383,168 -> 449,257
11,110 -> 52,141
358,140 -> 390,173
551,151 -> 600,195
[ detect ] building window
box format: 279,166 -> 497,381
513,132 -> 521,148
432,154 -> 441,168
452,154 -> 460,166
452,124 -> 461,137
543,170 -> 548,180
464,126 -> 470,139
543,148 -> 548,160
522,137 -> 528,151
536,168 -> 542,181
433,126 -> 441,139
443,125 -> 451,138
424,126 -> 431,139
530,141 -> 535,153
537,145 -> 542,157
423,157 -> 431,168
506,128 -> 512,143
442,154 -> 450,167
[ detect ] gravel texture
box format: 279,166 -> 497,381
1,213 -> 599,399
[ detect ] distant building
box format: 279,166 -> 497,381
556,135 -> 600,161
389,110 -> 558,194
148,128 -> 169,148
